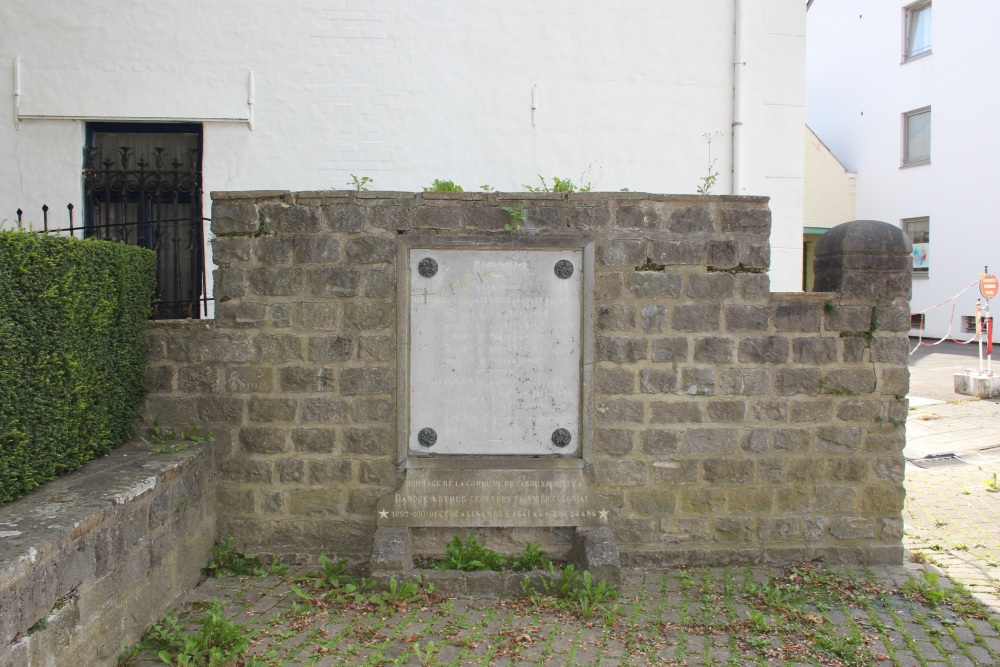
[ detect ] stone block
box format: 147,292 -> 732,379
288,488 -> 341,516
822,368 -> 876,395
248,268 -> 302,296
308,335 -> 354,362
713,517 -> 754,542
640,369 -> 677,393
616,205 -> 665,231
693,337 -> 733,363
789,399 -> 833,422
650,240 -> 705,265
213,203 -> 259,235
276,459 -> 305,483
297,302 -> 340,330
310,460 -> 354,484
369,527 -> 414,575
773,429 -> 812,452
301,398 -> 350,423
792,337 -> 837,364
414,205 -> 462,229
279,367 -> 336,392
239,427 -> 288,454
306,268 -> 360,298
596,239 -> 647,266
249,397 -> 297,423
596,304 -> 637,331
567,528 -> 623,588
687,273 -> 735,299
862,486 -> 906,514
724,305 -> 770,331
774,303 -> 821,332
627,272 -> 682,298
346,236 -> 395,264
610,518 -> 656,544
254,236 -> 296,264
291,428 -> 337,453
752,400 -> 787,422
342,428 -> 394,456
829,518 -> 876,540
628,489 -> 677,515
197,397 -> 245,424
706,240 -> 740,269
738,273 -> 770,301
364,268 -> 395,298
825,305 -> 872,331
841,338 -> 868,363
702,459 -> 754,485
826,458 -> 869,482
597,336 -> 647,363
344,300 -> 394,331
650,401 -> 702,423
320,203 -> 365,232
369,204 -> 412,231
881,368 -> 909,396
596,399 -> 644,424
680,367 -> 714,395
871,337 -> 909,364
191,332 -> 253,363
254,334 -> 303,363
816,426 -> 862,452
777,368 -> 821,395
293,236 -> 341,264
651,459 -> 698,483
640,304 -> 669,333
757,458 -> 785,482
758,518 -> 800,541
836,399 -> 883,421
874,456 -> 905,482
212,236 -> 253,264
261,202 -> 321,233
652,337 -> 689,362
685,428 -> 740,454
596,367 -> 636,394
219,458 -> 272,483
660,517 -> 711,544
347,488 -> 382,515
597,460 -> 648,486
719,368 -> 771,395
596,429 -> 634,455
738,336 -> 789,364
720,206 -> 770,235
569,204 -> 611,230
672,303 -> 721,331
595,273 -> 623,299
707,400 -> 745,422
740,429 -> 769,453
640,430 -> 680,454
350,398 -> 393,422
358,336 -> 394,362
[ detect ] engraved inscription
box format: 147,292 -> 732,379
376,469 -> 609,527
408,249 -> 582,455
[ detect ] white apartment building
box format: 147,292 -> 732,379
806,0 -> 999,342
2,0 -> 807,316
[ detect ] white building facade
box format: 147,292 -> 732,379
806,0 -> 999,342
2,0 -> 807,309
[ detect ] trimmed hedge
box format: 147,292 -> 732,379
0,231 -> 155,505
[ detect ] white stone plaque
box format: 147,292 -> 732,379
408,248 -> 582,455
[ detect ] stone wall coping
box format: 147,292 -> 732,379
770,291 -> 837,303
0,442 -> 213,647
209,190 -> 771,206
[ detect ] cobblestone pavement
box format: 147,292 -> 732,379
127,558 -> 1000,667
904,457 -> 1000,612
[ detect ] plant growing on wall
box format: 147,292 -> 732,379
423,179 -> 464,192
501,205 -> 527,232
696,131 -> 723,195
348,174 -> 373,192
522,175 -> 593,193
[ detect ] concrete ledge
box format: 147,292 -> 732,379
0,442 -> 216,666
954,372 -> 1000,398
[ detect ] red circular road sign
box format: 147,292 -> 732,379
981,274 -> 999,299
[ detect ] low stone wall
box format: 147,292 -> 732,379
0,443 -> 215,666
143,191 -> 910,566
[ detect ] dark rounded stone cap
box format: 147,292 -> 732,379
812,220 -> 912,301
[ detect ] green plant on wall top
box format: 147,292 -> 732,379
348,174 -> 373,192
501,205 -> 527,233
423,179 -> 464,192
523,175 -> 593,193
696,131 -> 723,195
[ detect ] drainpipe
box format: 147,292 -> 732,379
732,0 -> 746,195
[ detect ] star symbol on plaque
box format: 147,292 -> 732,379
378,510 -> 389,520
599,509 -> 609,521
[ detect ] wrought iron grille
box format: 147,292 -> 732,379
79,125 -> 209,319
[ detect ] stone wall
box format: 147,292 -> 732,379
143,191 -> 910,565
0,444 -> 216,666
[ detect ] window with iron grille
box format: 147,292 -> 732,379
963,316 -> 992,334
83,123 -> 206,319
910,313 -> 925,330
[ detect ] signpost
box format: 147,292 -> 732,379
980,269 -> 997,376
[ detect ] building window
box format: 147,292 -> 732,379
83,123 -> 206,320
904,217 -> 929,274
911,313 -> 925,330
903,107 -> 931,167
963,316 -> 992,335
904,1 -> 932,62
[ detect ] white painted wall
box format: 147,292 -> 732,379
1,0 -> 806,291
803,126 -> 855,231
806,0 -> 1000,342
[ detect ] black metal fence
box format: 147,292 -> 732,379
15,204 -> 212,320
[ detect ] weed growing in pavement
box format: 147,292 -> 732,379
203,534 -> 287,578
412,639 -> 439,666
520,563 -> 620,620
142,600 -> 260,667
985,472 -> 1000,492
901,571 -> 990,618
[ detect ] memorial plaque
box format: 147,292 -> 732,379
376,468 -> 610,528
407,248 -> 583,455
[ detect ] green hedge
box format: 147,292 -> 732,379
0,231 -> 155,505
